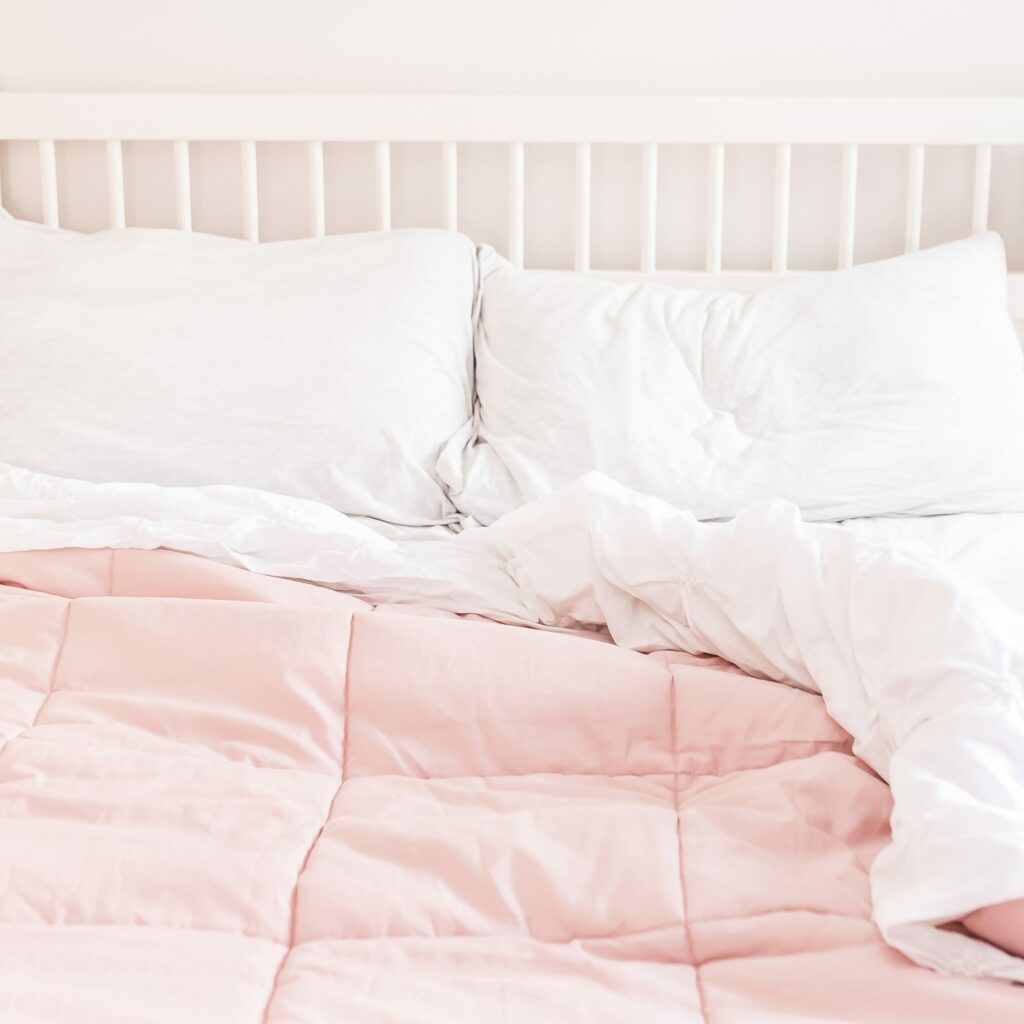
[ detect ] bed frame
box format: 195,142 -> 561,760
0,94 -> 1022,316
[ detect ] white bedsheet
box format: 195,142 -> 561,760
0,463 -> 1021,982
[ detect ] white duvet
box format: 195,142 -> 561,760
0,463 -> 1022,982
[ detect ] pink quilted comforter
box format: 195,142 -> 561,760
0,546 -> 1020,1022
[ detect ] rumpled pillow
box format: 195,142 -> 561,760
442,234 -> 1024,524
0,216 -> 477,527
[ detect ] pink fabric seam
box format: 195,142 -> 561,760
672,672 -> 711,1024
258,611 -> 359,1024
0,599 -> 73,778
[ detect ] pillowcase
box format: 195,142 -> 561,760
0,215 -> 477,527
441,234 -> 1024,524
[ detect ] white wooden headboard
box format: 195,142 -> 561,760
1,94 -> 1022,316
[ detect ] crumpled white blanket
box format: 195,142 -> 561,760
0,463 -> 1021,981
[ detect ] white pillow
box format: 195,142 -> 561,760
442,234 -> 1024,524
0,216 -> 477,527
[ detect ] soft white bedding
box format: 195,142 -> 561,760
1,463 -> 1022,982
445,235 -> 1024,525
0,215 -> 477,528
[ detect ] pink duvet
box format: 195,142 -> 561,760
0,546 -> 1020,1022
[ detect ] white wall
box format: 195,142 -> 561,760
4,0 -> 1024,96
2,1 -> 1023,271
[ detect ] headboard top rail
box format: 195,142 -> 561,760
1,93 -> 1023,144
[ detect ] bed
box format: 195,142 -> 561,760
0,93 -> 1022,1023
